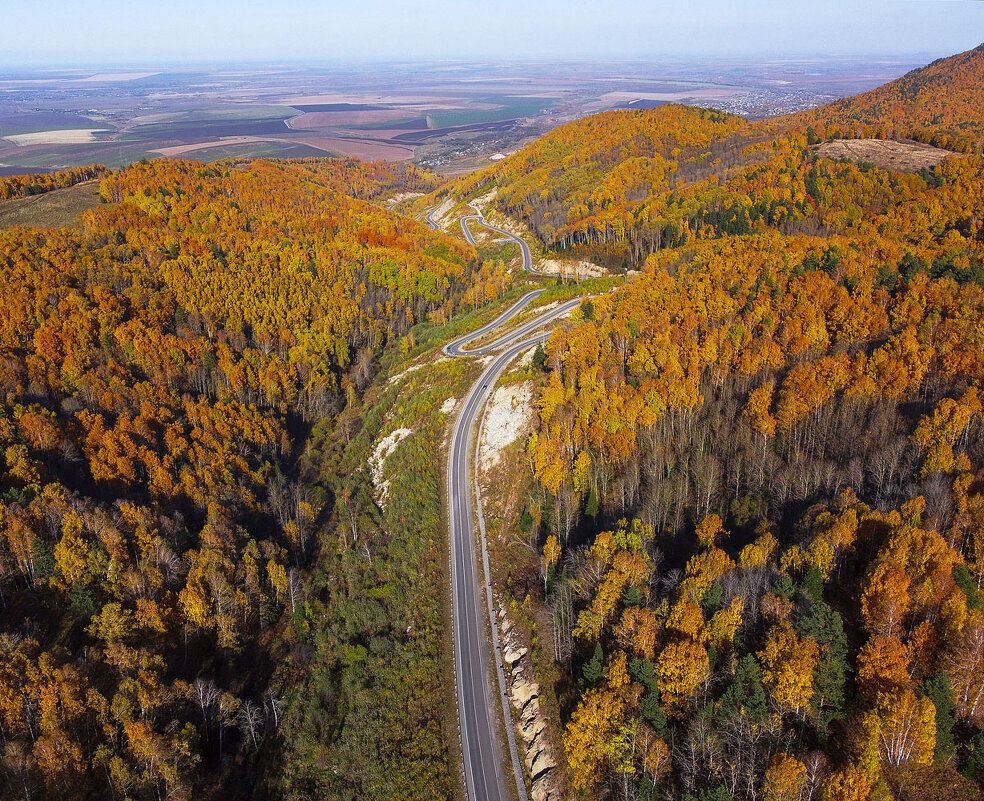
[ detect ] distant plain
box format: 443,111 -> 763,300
0,57 -> 927,176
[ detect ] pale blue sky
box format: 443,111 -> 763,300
3,0 -> 983,65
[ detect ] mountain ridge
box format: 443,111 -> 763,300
790,41 -> 984,150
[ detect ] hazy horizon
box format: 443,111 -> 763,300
4,0 -> 983,67
0,53 -> 960,72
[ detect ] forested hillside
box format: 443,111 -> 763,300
5,38 -> 984,801
448,104 -> 755,267
790,42 -> 984,152
444,43 -> 984,801
0,165 -> 110,201
442,43 -> 984,273
0,157 -> 504,800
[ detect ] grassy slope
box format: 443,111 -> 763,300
0,179 -> 102,229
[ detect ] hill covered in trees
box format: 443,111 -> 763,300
791,42 -> 984,152
0,156 -> 509,800
441,42 -> 984,272
434,42 -> 984,801
0,165 -> 110,201
4,40 -> 984,801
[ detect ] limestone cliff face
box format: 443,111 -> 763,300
499,604 -> 562,801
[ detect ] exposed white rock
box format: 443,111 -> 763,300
525,720 -> 546,748
480,381 -> 534,472
531,783 -> 553,801
429,196 -> 456,229
527,745 -> 557,776
469,191 -> 497,217
512,677 -> 539,712
386,362 -> 427,385
536,257 -> 607,280
368,427 -> 412,503
520,696 -> 540,726
500,603 -> 563,801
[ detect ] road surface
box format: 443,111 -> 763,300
443,292 -> 581,357
461,215 -> 539,274
443,208 -> 578,801
424,206 -> 441,230
449,332 -> 550,801
413,200 -> 584,800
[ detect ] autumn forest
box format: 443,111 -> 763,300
3,40 -> 984,801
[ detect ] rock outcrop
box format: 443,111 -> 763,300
498,604 -> 562,801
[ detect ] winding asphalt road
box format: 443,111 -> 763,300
444,293 -> 582,358
423,206 -> 442,231
449,334 -> 545,801
440,209 -> 577,801
421,206 -> 535,276
460,215 -> 539,275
